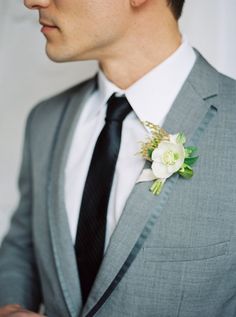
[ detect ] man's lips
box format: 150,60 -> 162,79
39,20 -> 59,33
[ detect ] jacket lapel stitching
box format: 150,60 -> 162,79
47,96 -> 79,317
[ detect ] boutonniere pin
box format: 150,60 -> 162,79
138,121 -> 199,195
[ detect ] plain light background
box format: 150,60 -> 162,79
0,0 -> 236,242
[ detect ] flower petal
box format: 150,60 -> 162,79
169,134 -> 179,144
152,161 -> 172,178
136,169 -> 156,183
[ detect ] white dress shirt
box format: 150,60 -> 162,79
65,37 -> 196,251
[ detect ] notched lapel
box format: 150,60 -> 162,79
47,75 -> 97,317
82,53 -> 219,317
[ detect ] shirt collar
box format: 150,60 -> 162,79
97,35 -> 196,125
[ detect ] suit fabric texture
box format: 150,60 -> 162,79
0,51 -> 236,317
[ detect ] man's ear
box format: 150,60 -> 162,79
130,0 -> 148,8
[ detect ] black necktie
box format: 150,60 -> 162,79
75,92 -> 132,304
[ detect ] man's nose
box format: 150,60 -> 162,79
24,0 -> 50,9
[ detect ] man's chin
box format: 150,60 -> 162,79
45,47 -> 71,63
45,43 -> 96,63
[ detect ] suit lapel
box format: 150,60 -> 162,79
82,52 -> 220,317
47,75 -> 98,317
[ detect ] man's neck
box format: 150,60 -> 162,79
98,24 -> 182,90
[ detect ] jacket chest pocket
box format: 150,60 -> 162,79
141,240 -> 231,316
142,240 -> 229,262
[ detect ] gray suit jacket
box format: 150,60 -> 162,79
0,51 -> 236,317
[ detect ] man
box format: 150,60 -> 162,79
0,0 -> 235,316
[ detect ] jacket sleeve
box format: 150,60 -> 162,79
0,107 -> 42,311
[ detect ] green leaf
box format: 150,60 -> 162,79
176,132 -> 186,145
147,148 -> 153,159
178,164 -> 193,179
184,146 -> 198,158
184,156 -> 199,166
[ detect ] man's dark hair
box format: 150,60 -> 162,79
167,0 -> 185,20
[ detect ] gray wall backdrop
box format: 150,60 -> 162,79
0,0 -> 236,242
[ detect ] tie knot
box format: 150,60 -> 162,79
105,93 -> 132,122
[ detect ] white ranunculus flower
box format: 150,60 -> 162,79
151,141 -> 185,179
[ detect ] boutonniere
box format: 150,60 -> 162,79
137,121 -> 199,195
